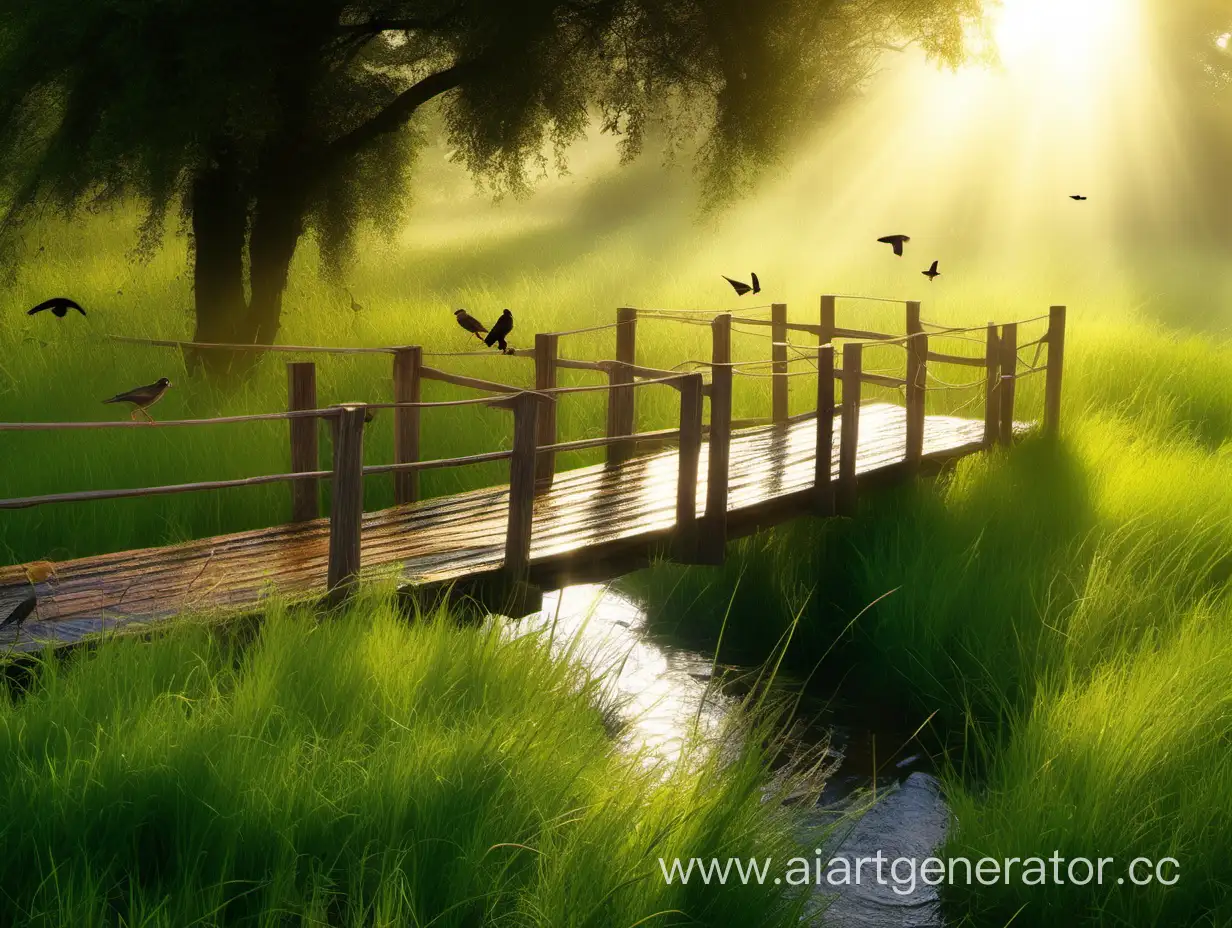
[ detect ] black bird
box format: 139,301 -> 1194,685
922,260 -> 941,282
0,596 -> 36,633
453,308 -> 488,339
722,273 -> 761,297
485,309 -> 513,351
104,377 -> 172,422
27,297 -> 85,318
1070,195 -> 1088,201
877,235 -> 910,257
347,289 -> 363,312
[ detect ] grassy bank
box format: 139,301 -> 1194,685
0,589 -> 817,927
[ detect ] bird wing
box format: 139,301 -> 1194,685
928,261 -> 939,272
65,299 -> 86,315
751,272 -> 760,293
722,276 -> 752,296
105,381 -> 159,404
458,311 -> 487,333
1,596 -> 37,629
27,298 -> 57,315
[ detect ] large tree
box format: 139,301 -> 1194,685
0,0 -> 980,359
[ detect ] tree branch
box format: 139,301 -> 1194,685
325,57 -> 486,164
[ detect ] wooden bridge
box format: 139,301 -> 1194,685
0,298 -> 1065,651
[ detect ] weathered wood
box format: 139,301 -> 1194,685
833,326 -> 895,342
392,347 -> 422,505
1044,305 -> 1066,436
905,332 -> 927,468
815,344 -> 836,515
820,294 -> 836,346
771,303 -> 789,422
674,373 -> 704,562
505,393 -> 540,577
607,308 -> 638,465
701,313 -> 733,563
983,323 -> 999,446
927,349 -> 986,367
906,301 -> 922,339
420,367 -> 520,395
860,372 -> 908,389
534,333 -> 559,491
287,362 -> 320,522
839,342 -> 863,516
998,322 -> 1018,446
326,406 -> 366,606
553,356 -> 609,373
731,317 -> 825,337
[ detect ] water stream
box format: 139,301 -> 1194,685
509,583 -> 950,928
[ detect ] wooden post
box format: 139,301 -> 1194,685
288,362 -> 320,522
326,405 -> 366,606
771,302 -> 788,423
905,332 -> 927,468
1044,305 -> 1066,436
815,344 -> 836,515
392,347 -> 421,506
607,307 -> 638,465
534,333 -> 559,491
983,323 -> 999,447
820,294 -> 837,346
504,392 -> 540,578
839,342 -> 862,516
999,322 -> 1018,446
905,301 -> 922,339
701,313 -> 733,563
674,373 -> 704,562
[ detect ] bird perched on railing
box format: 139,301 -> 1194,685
104,378 -> 172,422
27,297 -> 86,318
453,308 -> 488,340
0,595 -> 36,633
485,309 -> 513,352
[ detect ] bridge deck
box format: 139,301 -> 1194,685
0,403 -> 995,651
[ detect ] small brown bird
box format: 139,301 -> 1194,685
722,273 -> 760,296
922,260 -> 940,282
104,377 -> 172,422
485,309 -> 513,351
27,297 -> 86,317
877,234 -> 910,256
453,308 -> 488,339
1069,195 -> 1087,201
0,596 -> 36,633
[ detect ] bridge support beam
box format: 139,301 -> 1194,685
839,343 -> 862,516
1044,305 -> 1066,436
287,361 -> 320,522
327,405 -> 366,607
505,392 -> 541,578
771,302 -> 789,423
674,372 -> 704,562
814,344 -> 836,515
700,313 -> 733,564
983,323 -> 1000,446
393,346 -> 422,506
534,333 -> 559,492
905,330 -> 927,470
606,308 -> 638,466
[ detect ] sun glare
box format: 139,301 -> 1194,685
992,0 -> 1129,69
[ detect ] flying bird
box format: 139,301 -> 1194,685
27,297 -> 85,318
485,309 -> 514,352
877,235 -> 910,257
104,377 -> 172,422
347,289 -> 363,312
722,273 -> 761,297
922,260 -> 940,282
1069,195 -> 1088,201
0,596 -> 36,633
453,308 -> 488,339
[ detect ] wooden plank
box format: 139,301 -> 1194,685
839,343 -> 862,515
674,373 -> 704,562
834,326 -> 895,341
702,313 -> 733,563
815,344 -> 836,515
326,406 -> 366,606
534,333 -> 559,491
999,322 -> 1018,447
1044,305 -> 1066,436
983,323 -> 999,446
504,393 -> 540,577
393,347 -> 422,505
553,356 -> 607,373
905,331 -> 927,468
926,350 -> 985,367
772,303 -> 788,423
860,372 -> 907,389
607,308 -> 638,465
732,316 -> 825,337
420,366 -> 520,394
287,362 -> 320,522
820,294 -> 836,346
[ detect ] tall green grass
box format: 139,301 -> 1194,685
0,588 -> 818,926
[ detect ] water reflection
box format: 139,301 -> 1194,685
509,582 -> 951,928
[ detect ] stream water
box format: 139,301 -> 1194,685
510,583 -> 950,928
